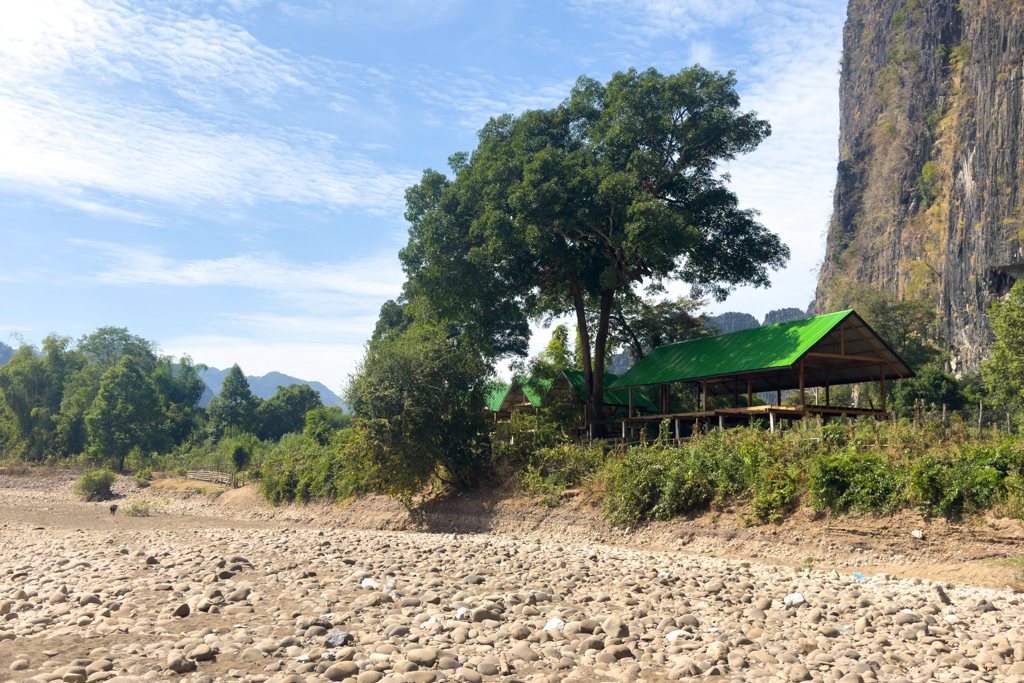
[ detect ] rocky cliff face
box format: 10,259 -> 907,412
816,0 -> 1024,374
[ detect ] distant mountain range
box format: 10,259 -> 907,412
0,342 -> 14,366
708,306 -> 812,335
197,367 -> 343,407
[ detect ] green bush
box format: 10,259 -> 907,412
810,451 -> 905,514
122,499 -> 151,517
751,467 -> 797,523
916,161 -> 941,206
73,469 -> 117,501
911,443 -> 1023,519
517,443 -> 608,505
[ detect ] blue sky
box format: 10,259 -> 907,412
0,0 -> 845,392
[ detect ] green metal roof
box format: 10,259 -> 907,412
484,382 -> 511,412
557,370 -> 659,412
516,376 -> 553,407
608,310 -> 915,394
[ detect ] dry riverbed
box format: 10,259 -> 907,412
2,472 -> 1024,683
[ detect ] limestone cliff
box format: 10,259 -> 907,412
815,0 -> 1024,374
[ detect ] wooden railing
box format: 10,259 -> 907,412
186,469 -> 235,488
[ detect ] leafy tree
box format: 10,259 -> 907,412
231,443 -> 251,472
85,357 -> 164,471
305,406 -> 352,445
206,364 -> 260,434
151,355 -> 207,410
345,319 -> 493,504
78,327 -> 158,375
400,67 -> 788,430
890,367 -> 968,412
256,384 -> 323,441
983,280 -> 1024,405
0,336 -> 85,461
604,297 -> 716,362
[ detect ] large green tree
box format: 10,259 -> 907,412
400,67 -> 788,429
78,327 -> 158,375
345,320 -> 492,504
85,357 -> 164,471
256,384 -> 323,441
206,364 -> 260,434
604,296 -> 716,363
983,280 -> 1024,404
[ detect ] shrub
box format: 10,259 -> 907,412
73,469 -> 117,501
916,161 -> 941,206
133,468 -> 152,488
810,451 -> 905,514
911,443 -> 1023,519
751,467 -> 797,523
122,500 -> 151,517
517,443 -> 607,505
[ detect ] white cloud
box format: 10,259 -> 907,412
74,241 -> 405,304
0,0 -> 416,217
568,0 -> 759,43
0,0 -> 315,105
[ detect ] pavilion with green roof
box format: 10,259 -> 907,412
606,309 -> 915,435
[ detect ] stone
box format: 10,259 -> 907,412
324,662 -> 359,681
470,608 -> 499,623
406,649 -> 438,667
790,664 -> 812,682
165,657 -> 195,674
188,645 -> 213,661
8,662 -> 28,672
171,603 -> 190,618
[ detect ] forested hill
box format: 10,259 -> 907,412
816,0 -> 1024,374
198,367 -> 342,407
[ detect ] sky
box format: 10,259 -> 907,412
0,0 -> 846,393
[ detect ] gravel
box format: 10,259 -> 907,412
3,512 -> 1024,683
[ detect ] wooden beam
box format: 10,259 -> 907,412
825,369 -> 830,408
846,320 -> 906,378
880,365 -> 886,412
806,352 -> 889,362
747,376 -> 753,407
799,358 -> 805,408
702,379 -> 707,411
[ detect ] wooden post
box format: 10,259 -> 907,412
628,388 -> 633,419
674,418 -> 680,443
942,403 -> 946,422
799,359 -> 805,408
825,369 -> 830,407
879,365 -> 886,412
622,419 -> 627,440
718,415 -> 724,431
776,389 -> 781,407
769,411 -> 776,433
702,380 -> 707,412
747,376 -> 753,407
979,400 -> 984,435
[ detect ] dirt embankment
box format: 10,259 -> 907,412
3,469 -> 1024,590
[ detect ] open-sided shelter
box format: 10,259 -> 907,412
607,310 -> 915,435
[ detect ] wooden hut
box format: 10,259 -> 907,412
607,310 -> 916,437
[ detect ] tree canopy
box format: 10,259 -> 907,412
983,280 -> 1024,405
86,357 -> 164,472
399,66 -> 788,429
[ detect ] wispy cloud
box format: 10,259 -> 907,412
74,240 -> 405,304
0,0 -> 416,218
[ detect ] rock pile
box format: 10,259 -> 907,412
2,522 -> 1024,683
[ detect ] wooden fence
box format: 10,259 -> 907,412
186,469 -> 236,488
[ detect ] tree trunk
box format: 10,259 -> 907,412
568,275 -> 595,429
588,290 -> 614,437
